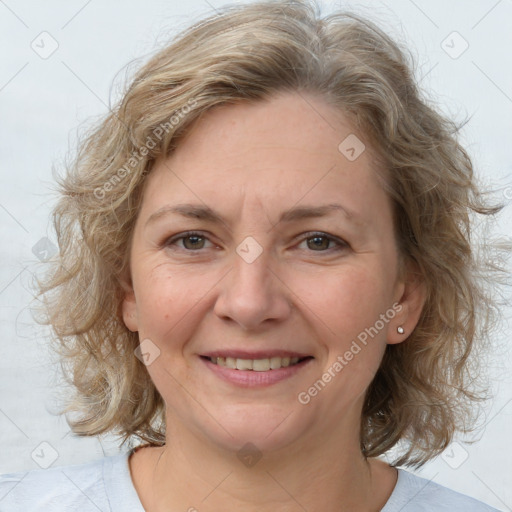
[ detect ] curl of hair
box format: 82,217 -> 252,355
35,0 -> 511,468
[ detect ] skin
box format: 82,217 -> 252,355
121,90 -> 426,511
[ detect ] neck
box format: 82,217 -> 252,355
130,410 -> 396,511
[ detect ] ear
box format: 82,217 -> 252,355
119,269 -> 139,332
387,259 -> 427,345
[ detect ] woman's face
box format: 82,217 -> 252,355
122,91 -> 423,454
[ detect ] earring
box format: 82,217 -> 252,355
397,326 -> 404,334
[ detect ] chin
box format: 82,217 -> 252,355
197,402 -> 312,455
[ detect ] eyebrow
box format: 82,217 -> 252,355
145,202 -> 365,228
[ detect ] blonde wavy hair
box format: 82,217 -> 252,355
36,0 -> 510,468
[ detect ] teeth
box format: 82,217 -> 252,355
270,356 -> 282,369
209,356 -> 303,370
253,359 -> 270,371
236,358 -> 253,370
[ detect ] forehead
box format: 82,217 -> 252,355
139,91 -> 391,229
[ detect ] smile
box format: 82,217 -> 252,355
207,356 -> 311,371
200,354 -> 314,387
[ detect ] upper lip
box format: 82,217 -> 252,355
201,350 -> 313,359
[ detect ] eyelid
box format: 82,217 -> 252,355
163,230 -> 217,250
163,230 -> 349,253
294,231 -> 349,252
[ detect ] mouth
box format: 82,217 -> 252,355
199,352 -> 314,387
200,355 -> 313,371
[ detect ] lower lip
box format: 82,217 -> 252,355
200,357 -> 313,387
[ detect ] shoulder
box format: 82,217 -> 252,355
382,468 -> 502,512
0,451 -> 142,512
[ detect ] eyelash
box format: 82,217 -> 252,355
163,230 -> 349,255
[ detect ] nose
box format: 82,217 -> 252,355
213,248 -> 292,331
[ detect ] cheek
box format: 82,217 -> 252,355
134,265 -> 205,342
315,267 -> 390,331
309,267 -> 392,376
305,271 -> 392,410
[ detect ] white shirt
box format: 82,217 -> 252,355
0,450 -> 501,511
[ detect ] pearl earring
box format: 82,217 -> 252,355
397,326 -> 404,334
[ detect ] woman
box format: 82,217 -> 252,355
0,0 -> 508,510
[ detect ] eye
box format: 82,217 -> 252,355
297,232 -> 348,253
163,230 -> 349,254
164,231 -> 215,251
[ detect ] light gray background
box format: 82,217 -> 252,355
1,0 -> 511,509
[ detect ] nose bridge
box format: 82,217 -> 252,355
213,240 -> 291,329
